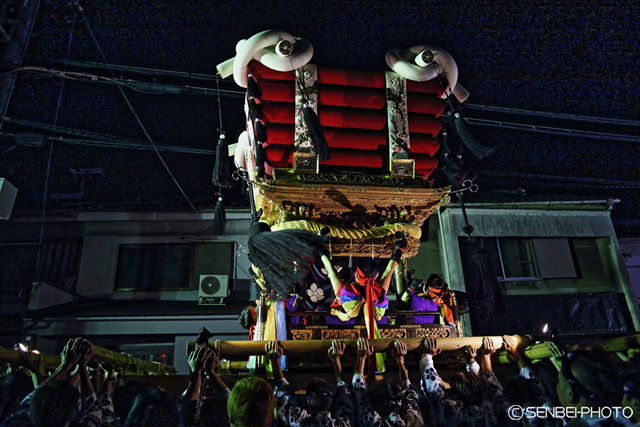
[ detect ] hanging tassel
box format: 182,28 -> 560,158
248,222 -> 329,300
453,113 -> 495,160
248,98 -> 262,122
302,103 -> 331,161
255,121 -> 267,143
209,195 -> 226,235
256,142 -> 267,179
212,134 -> 234,188
247,74 -> 262,99
440,130 -> 466,188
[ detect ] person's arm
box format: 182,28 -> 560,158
328,339 -> 346,384
183,344 -> 211,402
45,337 -> 82,384
380,231 -> 407,292
17,347 -> 44,386
479,337 -> 498,373
353,338 -> 374,389
391,340 -> 410,383
320,253 -> 344,296
180,344 -> 211,423
462,345 -> 481,375
547,341 -> 565,372
502,335 -> 527,371
78,340 -> 96,401
420,338 -> 445,397
204,351 -> 229,396
102,364 -> 116,396
265,340 -> 284,381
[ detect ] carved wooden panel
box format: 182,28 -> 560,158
415,327 -> 452,338
379,328 -> 407,339
291,330 -> 313,340
321,329 -> 360,340
256,181 -> 450,230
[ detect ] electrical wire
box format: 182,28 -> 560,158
33,12 -> 78,283
79,8 -> 252,279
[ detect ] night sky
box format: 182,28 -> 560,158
1,0 -> 639,218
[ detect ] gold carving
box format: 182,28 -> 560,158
380,329 -> 407,339
291,330 -> 313,340
390,187 -> 411,194
415,328 -> 452,338
256,182 -> 449,230
322,329 -> 359,340
302,183 -> 324,190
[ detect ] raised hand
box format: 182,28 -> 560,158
78,339 -> 95,367
502,335 -> 519,354
61,338 -> 83,368
480,337 -> 498,355
328,340 -> 345,361
423,337 -> 442,357
188,344 -> 211,374
356,338 -> 375,358
462,345 -> 477,364
265,340 -> 284,361
391,340 -> 408,362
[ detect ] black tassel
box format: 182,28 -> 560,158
440,130 -> 466,188
256,142 -> 267,179
248,98 -> 262,122
247,74 -> 262,99
212,134 -> 234,188
209,196 -> 226,235
302,104 -> 331,161
454,113 -> 495,160
255,121 -> 267,143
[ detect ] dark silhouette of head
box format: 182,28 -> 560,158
29,380 -> 80,427
305,378 -> 334,416
199,395 -> 230,427
356,258 -> 379,279
504,376 -> 544,407
370,381 -> 403,418
112,379 -> 158,422
227,377 -> 275,427
0,371 -> 34,423
426,274 -> 445,290
124,388 -> 179,427
238,306 -> 256,330
449,372 -> 484,406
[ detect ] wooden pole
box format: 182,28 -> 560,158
187,336 -> 510,357
495,333 -> 640,364
0,346 -> 176,375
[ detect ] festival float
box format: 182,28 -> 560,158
211,30 -> 497,373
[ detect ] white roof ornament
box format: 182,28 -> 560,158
216,30 -> 314,87
385,44 -> 469,102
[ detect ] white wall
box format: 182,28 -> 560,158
74,210 -> 253,298
438,206 -> 640,331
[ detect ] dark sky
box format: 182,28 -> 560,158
1,0 -> 639,218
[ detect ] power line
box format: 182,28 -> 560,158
465,104 -> 640,127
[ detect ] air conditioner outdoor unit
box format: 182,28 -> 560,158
198,274 -> 230,305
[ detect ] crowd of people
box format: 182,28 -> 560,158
1,334 -> 639,427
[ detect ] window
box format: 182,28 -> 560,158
497,237 -> 538,280
115,244 -> 192,291
115,242 -> 236,291
493,237 -> 578,281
